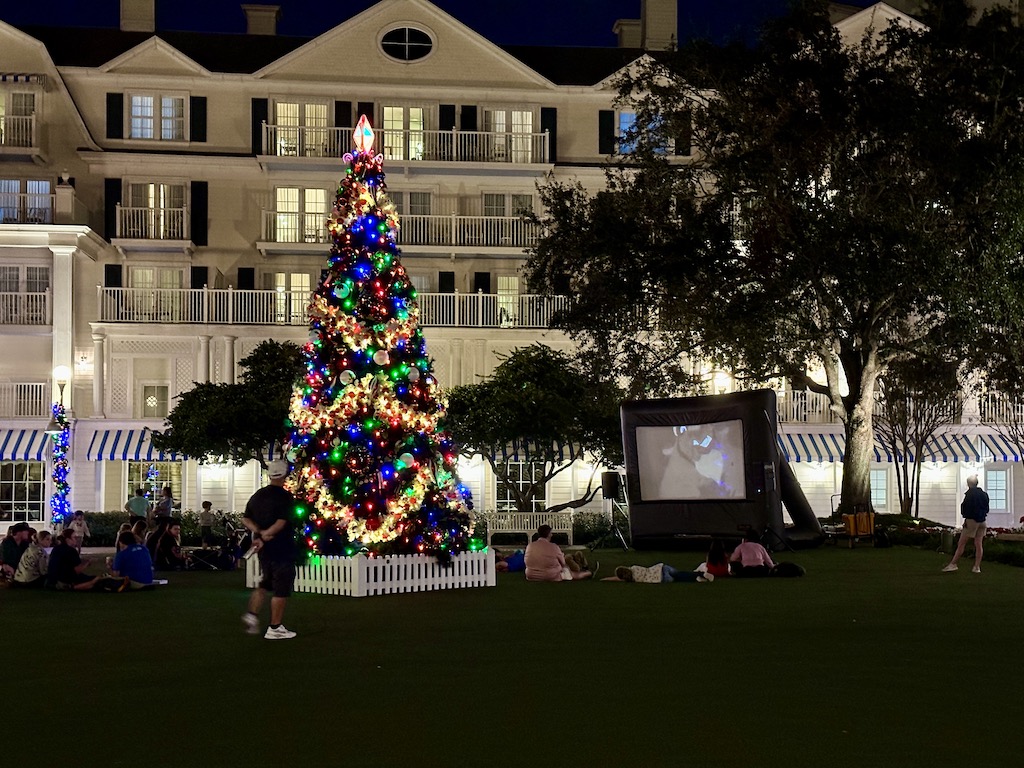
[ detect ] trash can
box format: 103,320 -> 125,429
940,530 -> 955,553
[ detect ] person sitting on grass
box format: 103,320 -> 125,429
150,520 -> 189,571
130,519 -> 148,545
1,522 -> 32,578
46,530 -> 101,590
602,563 -> 713,583
702,539 -> 732,578
111,530 -> 155,588
13,529 -> 50,588
729,528 -> 775,577
524,524 -> 594,581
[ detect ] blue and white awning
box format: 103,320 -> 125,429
979,433 -> 1021,462
778,431 -> 995,464
86,429 -> 180,461
0,429 -> 47,461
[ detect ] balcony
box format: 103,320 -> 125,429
258,210 -> 540,252
0,115 -> 42,162
113,204 -> 192,254
261,124 -> 550,166
0,292 -> 50,325
777,391 -> 838,424
97,287 -> 567,329
978,393 -> 1024,425
0,382 -> 49,418
0,193 -> 53,224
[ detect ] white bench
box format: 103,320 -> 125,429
478,510 -> 574,547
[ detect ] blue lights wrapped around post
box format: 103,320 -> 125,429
49,401 -> 71,527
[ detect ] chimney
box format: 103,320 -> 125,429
613,18 -> 642,48
121,0 -> 155,32
242,4 -> 281,36
640,0 -> 677,51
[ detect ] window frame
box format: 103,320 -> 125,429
127,460 -> 183,507
0,460 -> 46,523
985,468 -> 1008,512
379,26 -> 436,63
126,91 -> 188,142
495,461 -> 546,514
140,382 -> 171,419
869,468 -> 888,512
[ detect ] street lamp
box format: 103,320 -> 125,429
46,365 -> 72,528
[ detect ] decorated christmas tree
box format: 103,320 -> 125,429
285,115 -> 476,563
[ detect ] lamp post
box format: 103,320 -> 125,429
45,365 -> 72,529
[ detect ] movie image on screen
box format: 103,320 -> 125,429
636,420 -> 745,501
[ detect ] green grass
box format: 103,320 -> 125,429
5,545 -> 1023,767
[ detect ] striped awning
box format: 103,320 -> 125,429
0,429 -> 48,461
979,433 -> 1021,462
918,434 -> 983,463
86,429 -> 180,461
0,73 -> 46,84
776,432 -> 890,463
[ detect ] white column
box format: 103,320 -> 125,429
49,246 -> 77,410
92,333 -> 105,417
198,335 -> 211,383
223,335 -> 237,384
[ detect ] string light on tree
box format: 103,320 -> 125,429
285,115 -> 476,563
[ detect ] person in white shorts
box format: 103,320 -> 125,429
943,475 -> 989,574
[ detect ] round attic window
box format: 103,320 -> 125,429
381,27 -> 433,61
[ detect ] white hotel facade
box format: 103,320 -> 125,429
0,0 -> 1020,531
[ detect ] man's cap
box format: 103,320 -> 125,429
268,459 -> 289,479
10,522 -> 31,534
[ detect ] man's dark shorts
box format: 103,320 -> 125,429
258,558 -> 295,598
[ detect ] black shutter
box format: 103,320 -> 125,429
191,266 -> 208,288
674,109 -> 692,156
237,267 -> 255,290
189,96 -> 207,142
103,264 -> 123,288
106,93 -> 124,139
460,105 -> 477,131
104,178 -> 122,240
438,271 -> 455,293
356,102 -> 375,126
541,107 -> 557,163
439,104 -> 456,131
598,110 -> 615,155
251,98 -> 268,155
334,100 -> 352,128
190,181 -> 208,246
473,272 -> 490,294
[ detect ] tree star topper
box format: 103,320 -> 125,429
354,114 -> 374,153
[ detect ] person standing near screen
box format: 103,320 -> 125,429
241,460 -> 298,639
943,475 -> 989,574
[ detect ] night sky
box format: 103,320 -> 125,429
1,0 -> 881,46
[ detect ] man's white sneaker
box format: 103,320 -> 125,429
941,563 -> 958,572
264,625 -> 297,640
241,612 -> 259,634
972,566 -> 981,574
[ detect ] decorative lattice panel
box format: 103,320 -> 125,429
110,358 -> 130,415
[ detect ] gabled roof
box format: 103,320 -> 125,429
500,46 -> 646,87
834,2 -> 925,43
99,36 -> 210,76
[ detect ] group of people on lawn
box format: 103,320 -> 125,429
522,524 -> 789,584
0,486 -> 210,592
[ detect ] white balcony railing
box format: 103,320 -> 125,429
97,287 -> 567,329
0,114 -> 35,148
0,382 -> 49,418
0,193 -> 54,224
776,391 -> 838,424
115,205 -> 189,240
0,292 -> 50,325
261,210 -> 539,248
263,124 -> 550,164
979,393 -> 1024,425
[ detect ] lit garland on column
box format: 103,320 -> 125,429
285,115 -> 477,563
146,463 -> 159,502
49,401 -> 71,527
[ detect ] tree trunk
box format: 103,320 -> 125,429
838,353 -> 882,514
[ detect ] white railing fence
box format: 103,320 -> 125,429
98,287 -> 567,329
244,550 -> 496,597
979,394 -> 1024,425
0,291 -> 50,325
0,382 -> 48,418
115,205 -> 189,240
263,123 -> 549,164
0,114 -> 35,148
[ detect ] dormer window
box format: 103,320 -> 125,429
380,27 -> 433,61
129,93 -> 185,141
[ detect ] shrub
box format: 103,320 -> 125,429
76,510 -> 246,548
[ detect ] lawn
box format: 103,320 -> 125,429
5,544 -> 1023,767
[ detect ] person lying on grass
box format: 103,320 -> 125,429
601,563 -> 713,584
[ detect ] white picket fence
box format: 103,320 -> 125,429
245,550 -> 496,597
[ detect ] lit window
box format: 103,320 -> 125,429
496,461 -> 546,513
870,468 -> 888,511
985,469 -> 1007,511
142,385 -> 169,418
129,93 -> 186,141
0,461 -> 45,522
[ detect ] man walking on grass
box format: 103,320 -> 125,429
242,459 -> 298,639
943,474 -> 989,574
